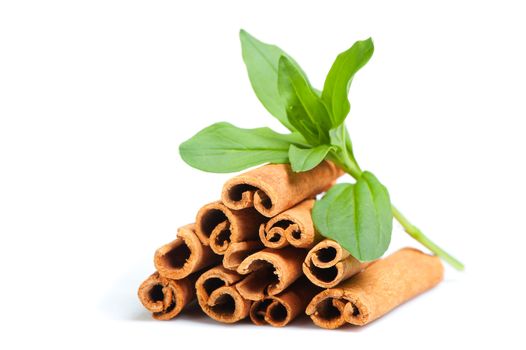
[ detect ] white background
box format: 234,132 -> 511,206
1,0 -> 525,349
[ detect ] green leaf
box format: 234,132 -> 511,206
240,30 -> 306,131
312,171 -> 392,261
278,56 -> 332,146
288,144 -> 334,172
179,122 -> 307,173
329,125 -> 345,150
322,38 -> 374,126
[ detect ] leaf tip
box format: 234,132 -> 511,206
290,166 -> 301,173
363,37 -> 375,51
178,141 -> 191,167
277,55 -> 295,76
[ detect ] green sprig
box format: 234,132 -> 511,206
179,30 -> 464,270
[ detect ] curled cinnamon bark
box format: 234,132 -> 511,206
195,265 -> 251,323
138,272 -> 197,320
223,240 -> 264,270
303,239 -> 369,288
306,248 -> 444,329
221,162 -> 342,217
236,247 -> 306,301
250,277 -> 321,327
154,224 -> 221,280
195,201 -> 266,255
259,199 -> 321,249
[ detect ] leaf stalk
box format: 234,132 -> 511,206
391,205 -> 464,270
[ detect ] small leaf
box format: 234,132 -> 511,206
312,171 -> 392,261
322,38 -> 374,126
179,122 -> 307,173
278,56 -> 332,146
240,30 -> 307,131
329,124 -> 358,165
288,144 -> 334,172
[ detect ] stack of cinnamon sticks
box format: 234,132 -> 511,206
138,161 -> 444,328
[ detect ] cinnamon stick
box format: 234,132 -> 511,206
154,224 -> 221,280
195,265 -> 251,323
250,277 -> 321,327
221,161 -> 342,217
303,239 -> 369,288
138,272 -> 197,320
195,201 -> 266,255
306,248 -> 444,329
223,240 -> 264,270
259,199 -> 321,249
236,247 -> 306,301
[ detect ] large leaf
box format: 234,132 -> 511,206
322,38 -> 374,126
312,171 -> 392,261
288,144 -> 334,172
278,56 -> 332,146
240,30 -> 306,131
179,122 -> 306,173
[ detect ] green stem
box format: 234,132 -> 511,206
335,131 -> 464,270
339,126 -> 362,178
391,206 -> 464,270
